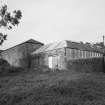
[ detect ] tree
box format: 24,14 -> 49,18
0,3 -> 22,45
94,42 -> 104,48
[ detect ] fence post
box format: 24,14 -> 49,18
103,54 -> 105,72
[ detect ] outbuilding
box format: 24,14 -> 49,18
1,39 -> 44,67
31,40 -> 104,70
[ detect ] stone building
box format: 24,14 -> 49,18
1,39 -> 44,67
31,40 -> 104,70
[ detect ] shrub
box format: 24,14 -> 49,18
0,59 -> 10,67
8,66 -> 25,73
0,59 -> 10,74
0,62 -> 25,75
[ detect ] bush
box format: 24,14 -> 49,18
8,66 -> 25,73
0,59 -> 10,74
0,59 -> 10,67
0,64 -> 25,75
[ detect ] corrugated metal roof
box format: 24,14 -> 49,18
32,40 -> 105,55
66,41 -> 103,53
32,40 -> 66,55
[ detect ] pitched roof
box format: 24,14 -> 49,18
32,40 -> 104,55
2,39 -> 44,52
25,39 -> 43,44
66,41 -> 104,53
32,40 -> 66,55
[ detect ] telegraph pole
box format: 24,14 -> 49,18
103,35 -> 105,46
103,35 -> 105,71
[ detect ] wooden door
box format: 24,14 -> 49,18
48,56 -> 53,68
48,55 -> 59,69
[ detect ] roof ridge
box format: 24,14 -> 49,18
2,39 -> 44,52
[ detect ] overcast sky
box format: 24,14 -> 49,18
1,0 -> 105,49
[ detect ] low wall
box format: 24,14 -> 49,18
67,57 -> 105,73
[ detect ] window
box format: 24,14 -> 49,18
88,52 -> 91,58
78,50 -> 80,58
86,51 -> 89,58
85,51 -> 87,58
92,52 -> 94,57
83,51 -> 85,58
82,51 -> 84,58
79,50 -> 82,58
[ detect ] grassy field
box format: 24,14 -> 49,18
0,70 -> 105,105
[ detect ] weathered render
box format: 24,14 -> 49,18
31,40 -> 104,70
1,39 -> 44,67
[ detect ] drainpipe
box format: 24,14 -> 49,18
64,47 -> 66,56
64,47 -> 67,70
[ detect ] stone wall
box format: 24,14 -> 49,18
67,57 -> 104,73
1,42 -> 43,67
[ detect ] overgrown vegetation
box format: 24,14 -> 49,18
0,70 -> 105,105
0,59 -> 27,76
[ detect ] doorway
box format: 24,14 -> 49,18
48,55 -> 59,69
48,56 -> 53,68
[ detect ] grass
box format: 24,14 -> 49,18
0,70 -> 105,105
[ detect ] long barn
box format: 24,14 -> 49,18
31,40 -> 104,70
